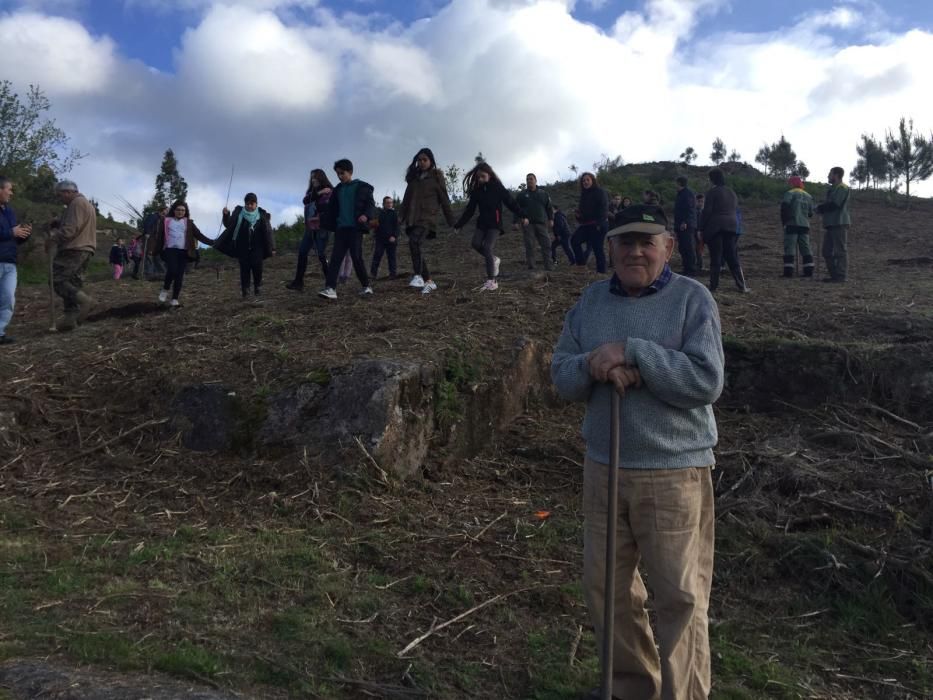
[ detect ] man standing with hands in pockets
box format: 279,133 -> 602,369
0,175 -> 32,344
551,204 -> 724,700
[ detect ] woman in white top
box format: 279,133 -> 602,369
152,200 -> 213,306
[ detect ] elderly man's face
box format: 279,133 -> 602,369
57,189 -> 77,204
610,232 -> 674,290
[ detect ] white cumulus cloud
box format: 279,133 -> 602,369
0,0 -> 931,231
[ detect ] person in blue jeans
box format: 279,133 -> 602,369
286,168 -> 333,291
0,175 -> 33,343
570,172 -> 609,273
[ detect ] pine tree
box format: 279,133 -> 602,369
884,117 -> 933,208
854,134 -> 889,189
727,150 -> 742,163
679,147 -> 697,165
710,138 -> 727,165
149,148 -> 188,211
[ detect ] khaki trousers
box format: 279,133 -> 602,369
583,456 -> 714,700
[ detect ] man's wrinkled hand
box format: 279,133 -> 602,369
608,366 -> 642,396
587,342 -> 627,382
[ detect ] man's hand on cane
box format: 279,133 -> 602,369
608,366 -> 641,397
587,342 -> 627,382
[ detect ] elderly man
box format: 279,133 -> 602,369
50,180 -> 97,331
815,166 -> 851,283
551,204 -> 724,700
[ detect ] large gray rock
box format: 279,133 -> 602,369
259,359 -> 438,477
168,384 -> 239,452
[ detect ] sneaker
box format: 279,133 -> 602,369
170,299 -> 180,307
492,257 -> 501,277
480,279 -> 498,291
284,280 -> 303,291
421,280 -> 438,295
740,286 -> 751,294
360,286 -> 374,296
409,275 -> 425,288
318,287 -> 338,300
0,335 -> 14,345
158,289 -> 169,303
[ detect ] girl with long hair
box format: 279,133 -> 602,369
152,200 -> 213,306
286,168 -> 334,291
398,147 -> 456,295
453,162 -> 524,291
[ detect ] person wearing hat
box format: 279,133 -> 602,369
552,204 -> 723,700
780,176 -> 814,278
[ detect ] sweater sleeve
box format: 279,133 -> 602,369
438,178 -> 456,227
454,195 -> 477,229
192,222 -> 213,246
57,202 -> 82,243
502,185 -> 523,218
551,299 -> 596,402
623,290 -> 724,409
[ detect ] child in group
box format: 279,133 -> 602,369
128,234 -> 143,279
287,169 -> 333,291
109,238 -> 128,279
318,159 -> 375,300
551,206 -> 574,265
398,147 -> 457,295
152,200 -> 214,307
453,162 -> 525,291
371,196 -> 399,279
216,193 -> 276,299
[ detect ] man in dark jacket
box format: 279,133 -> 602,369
319,158 -> 376,299
673,176 -> 698,276
0,176 -> 32,343
516,173 -> 554,270
371,196 -> 399,279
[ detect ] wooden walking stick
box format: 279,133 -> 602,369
600,389 -> 621,700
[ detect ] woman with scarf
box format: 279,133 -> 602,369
215,193 -> 276,299
151,200 -> 214,307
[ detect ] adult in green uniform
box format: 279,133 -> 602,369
816,166 -> 851,283
780,176 -> 814,278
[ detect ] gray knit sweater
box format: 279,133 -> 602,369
551,275 -> 724,469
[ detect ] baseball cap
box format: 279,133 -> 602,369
607,204 -> 669,238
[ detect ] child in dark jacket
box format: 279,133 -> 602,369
318,158 -> 376,300
551,207 -> 574,265
453,162 -> 524,291
109,238 -> 129,279
371,196 -> 399,278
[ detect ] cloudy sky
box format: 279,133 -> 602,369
1,0 -> 931,229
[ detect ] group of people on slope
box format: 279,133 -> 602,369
287,148 -> 587,298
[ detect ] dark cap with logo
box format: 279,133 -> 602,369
607,204 -> 669,238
